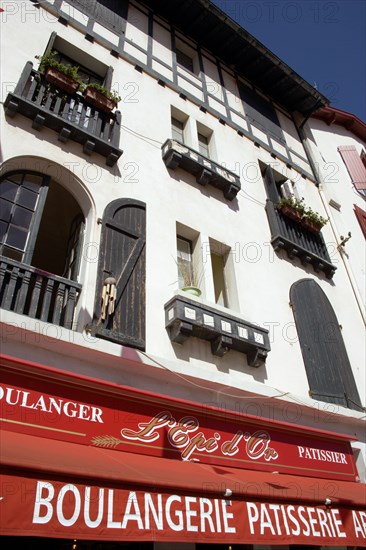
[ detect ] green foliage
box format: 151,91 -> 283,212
36,50 -> 81,83
278,195 -> 328,229
83,82 -> 121,104
303,206 -> 328,227
277,196 -> 306,215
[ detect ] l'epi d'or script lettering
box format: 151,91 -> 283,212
120,411 -> 279,462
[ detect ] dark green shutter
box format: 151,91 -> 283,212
94,198 -> 146,350
263,165 -> 280,202
290,279 -> 363,411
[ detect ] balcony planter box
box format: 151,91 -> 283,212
45,67 -> 80,94
279,204 -> 302,223
301,217 -> 322,235
83,87 -> 117,113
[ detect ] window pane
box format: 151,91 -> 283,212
6,173 -> 23,184
198,133 -> 209,157
2,245 -> 23,262
177,237 -> 193,287
12,206 -> 33,229
1,180 -> 19,202
17,187 -> 38,210
172,117 -> 184,142
176,48 -> 194,72
22,174 -> 42,192
6,225 -> 28,250
0,199 -> 13,222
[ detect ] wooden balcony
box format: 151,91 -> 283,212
165,293 -> 270,367
3,62 -> 123,166
265,200 -> 336,279
0,257 -> 82,329
162,139 -> 241,200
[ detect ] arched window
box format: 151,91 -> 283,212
290,279 -> 363,411
0,171 -> 84,279
0,171 -> 85,328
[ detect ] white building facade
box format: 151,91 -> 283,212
0,1 -> 365,548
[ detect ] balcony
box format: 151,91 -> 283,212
164,293 -> 270,367
162,139 -> 241,200
3,62 -> 123,167
0,257 -> 82,329
265,199 -> 336,279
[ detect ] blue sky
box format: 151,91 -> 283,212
211,0 -> 366,122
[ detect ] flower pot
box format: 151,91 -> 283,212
280,204 -> 302,223
83,87 -> 117,113
301,218 -> 322,235
182,286 -> 202,297
45,67 -> 80,94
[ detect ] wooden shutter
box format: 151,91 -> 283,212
338,145 -> 366,190
354,204 -> 366,238
290,279 -> 363,411
238,82 -> 284,143
94,198 -> 146,350
263,165 -> 280,202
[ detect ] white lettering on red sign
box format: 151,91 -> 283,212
246,502 -> 347,539
298,446 -> 348,464
121,411 -> 278,462
0,385 -> 103,423
32,481 -> 236,534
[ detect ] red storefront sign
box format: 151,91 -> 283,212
0,356 -> 358,481
1,473 -> 366,545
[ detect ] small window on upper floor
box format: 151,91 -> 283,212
198,133 -> 209,157
172,117 -> 185,143
208,239 -> 230,308
197,122 -> 213,159
176,236 -> 195,289
171,106 -> 189,144
176,48 -> 194,73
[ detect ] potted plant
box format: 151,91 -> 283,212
36,51 -> 81,94
301,206 -> 328,235
175,256 -> 203,297
277,196 -> 305,223
82,83 -> 121,113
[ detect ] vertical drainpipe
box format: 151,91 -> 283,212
296,108 -> 366,325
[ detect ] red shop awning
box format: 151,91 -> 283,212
1,430 -> 366,545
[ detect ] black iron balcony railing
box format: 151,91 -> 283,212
4,62 -> 123,166
0,257 -> 82,329
265,199 -> 336,279
162,138 -> 241,200
164,293 -> 270,368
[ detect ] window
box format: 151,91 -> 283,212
171,117 -> 185,143
176,48 -> 194,73
177,237 -> 195,288
198,133 -> 209,157
50,50 -> 103,86
176,224 -> 234,308
42,34 -> 113,89
0,171 -> 84,280
197,122 -> 213,159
